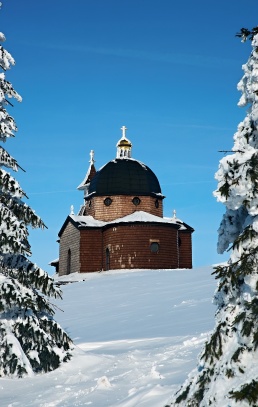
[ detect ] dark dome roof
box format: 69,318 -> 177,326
88,158 -> 162,197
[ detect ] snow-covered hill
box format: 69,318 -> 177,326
0,267 -> 216,407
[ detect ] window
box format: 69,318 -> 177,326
132,197 -> 141,206
104,197 -> 112,206
150,242 -> 159,253
155,199 -> 159,208
67,249 -> 71,274
106,248 -> 110,270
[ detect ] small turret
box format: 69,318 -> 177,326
116,125 -> 132,158
77,150 -> 96,198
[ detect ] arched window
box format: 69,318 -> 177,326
67,249 -> 71,275
106,248 -> 110,271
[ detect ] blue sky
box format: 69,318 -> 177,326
2,0 -> 258,273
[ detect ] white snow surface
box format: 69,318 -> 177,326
70,210 -> 186,229
0,266 -> 217,407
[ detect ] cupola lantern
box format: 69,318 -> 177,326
116,125 -> 132,158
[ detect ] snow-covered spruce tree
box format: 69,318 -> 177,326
0,17 -> 73,377
167,27 -> 258,407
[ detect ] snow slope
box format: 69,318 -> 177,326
0,267 -> 216,407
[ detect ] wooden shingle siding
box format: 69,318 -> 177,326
102,224 -> 179,270
178,231 -> 192,268
84,195 -> 163,221
58,220 -> 193,274
80,229 -> 103,272
59,223 -> 80,275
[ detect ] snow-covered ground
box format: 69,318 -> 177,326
0,266 -> 217,407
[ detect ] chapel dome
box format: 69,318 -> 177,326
88,158 -> 162,197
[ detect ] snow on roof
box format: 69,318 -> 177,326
163,216 -> 187,230
70,214 -> 106,227
70,211 -> 187,229
109,211 -> 173,224
49,258 -> 59,265
109,211 -> 187,229
77,166 -> 92,190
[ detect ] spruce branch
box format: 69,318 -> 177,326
236,27 -> 258,42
